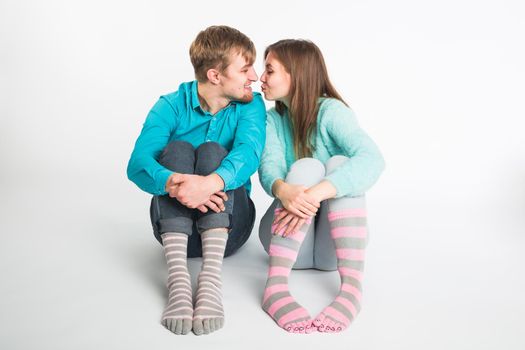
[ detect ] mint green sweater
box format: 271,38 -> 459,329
258,98 -> 385,198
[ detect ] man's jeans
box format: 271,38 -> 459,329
150,141 -> 255,257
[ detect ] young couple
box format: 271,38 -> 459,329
127,25 -> 384,336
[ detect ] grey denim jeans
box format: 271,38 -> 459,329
150,141 -> 256,258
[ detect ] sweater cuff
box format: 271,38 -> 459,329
266,177 -> 282,198
214,167 -> 234,192
323,172 -> 348,198
155,169 -> 173,196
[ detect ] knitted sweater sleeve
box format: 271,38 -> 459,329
258,109 -> 288,197
321,100 -> 385,197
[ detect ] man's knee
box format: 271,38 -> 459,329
195,142 -> 228,175
159,140 -> 195,172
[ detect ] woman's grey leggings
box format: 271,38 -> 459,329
259,156 -> 367,271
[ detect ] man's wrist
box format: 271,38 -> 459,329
161,171 -> 175,194
206,173 -> 225,193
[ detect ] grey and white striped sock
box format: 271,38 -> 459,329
192,228 -> 228,335
160,232 -> 193,335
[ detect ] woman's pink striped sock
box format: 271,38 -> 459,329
313,208 -> 368,333
262,209 -> 315,334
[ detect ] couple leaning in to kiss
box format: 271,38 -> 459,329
127,25 -> 384,336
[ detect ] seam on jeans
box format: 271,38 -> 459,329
154,196 -> 161,220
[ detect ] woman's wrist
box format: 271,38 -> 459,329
272,179 -> 286,199
305,186 -> 324,203
307,180 -> 337,202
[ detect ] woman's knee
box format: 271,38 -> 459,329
286,157 -> 325,187
325,155 -> 350,175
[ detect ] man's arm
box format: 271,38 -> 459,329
127,97 -> 177,195
213,94 -> 267,191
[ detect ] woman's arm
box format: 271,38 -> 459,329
258,110 -> 289,196
305,180 -> 337,202
320,100 -> 385,197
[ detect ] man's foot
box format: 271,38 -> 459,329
192,275 -> 224,335
161,233 -> 193,335
192,229 -> 228,335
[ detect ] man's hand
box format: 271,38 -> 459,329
196,192 -> 228,213
165,173 -> 225,209
165,173 -> 185,196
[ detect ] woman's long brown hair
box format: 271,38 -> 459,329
265,39 -> 347,158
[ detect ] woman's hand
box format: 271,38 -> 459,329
272,208 -> 307,237
274,181 -> 320,218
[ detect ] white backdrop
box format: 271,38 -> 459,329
1,0 -> 524,349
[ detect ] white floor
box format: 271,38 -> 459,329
1,171 -> 524,350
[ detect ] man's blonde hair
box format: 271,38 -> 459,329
189,26 -> 255,82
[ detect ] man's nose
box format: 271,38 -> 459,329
249,67 -> 258,81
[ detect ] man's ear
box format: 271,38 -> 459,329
206,68 -> 221,85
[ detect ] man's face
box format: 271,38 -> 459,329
219,52 -> 258,103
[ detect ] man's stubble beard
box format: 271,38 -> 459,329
237,92 -> 254,103
228,90 -> 253,103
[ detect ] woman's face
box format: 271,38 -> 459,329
260,51 -> 291,103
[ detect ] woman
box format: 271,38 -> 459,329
258,39 -> 385,334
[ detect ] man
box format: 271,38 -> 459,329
127,26 -> 266,336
